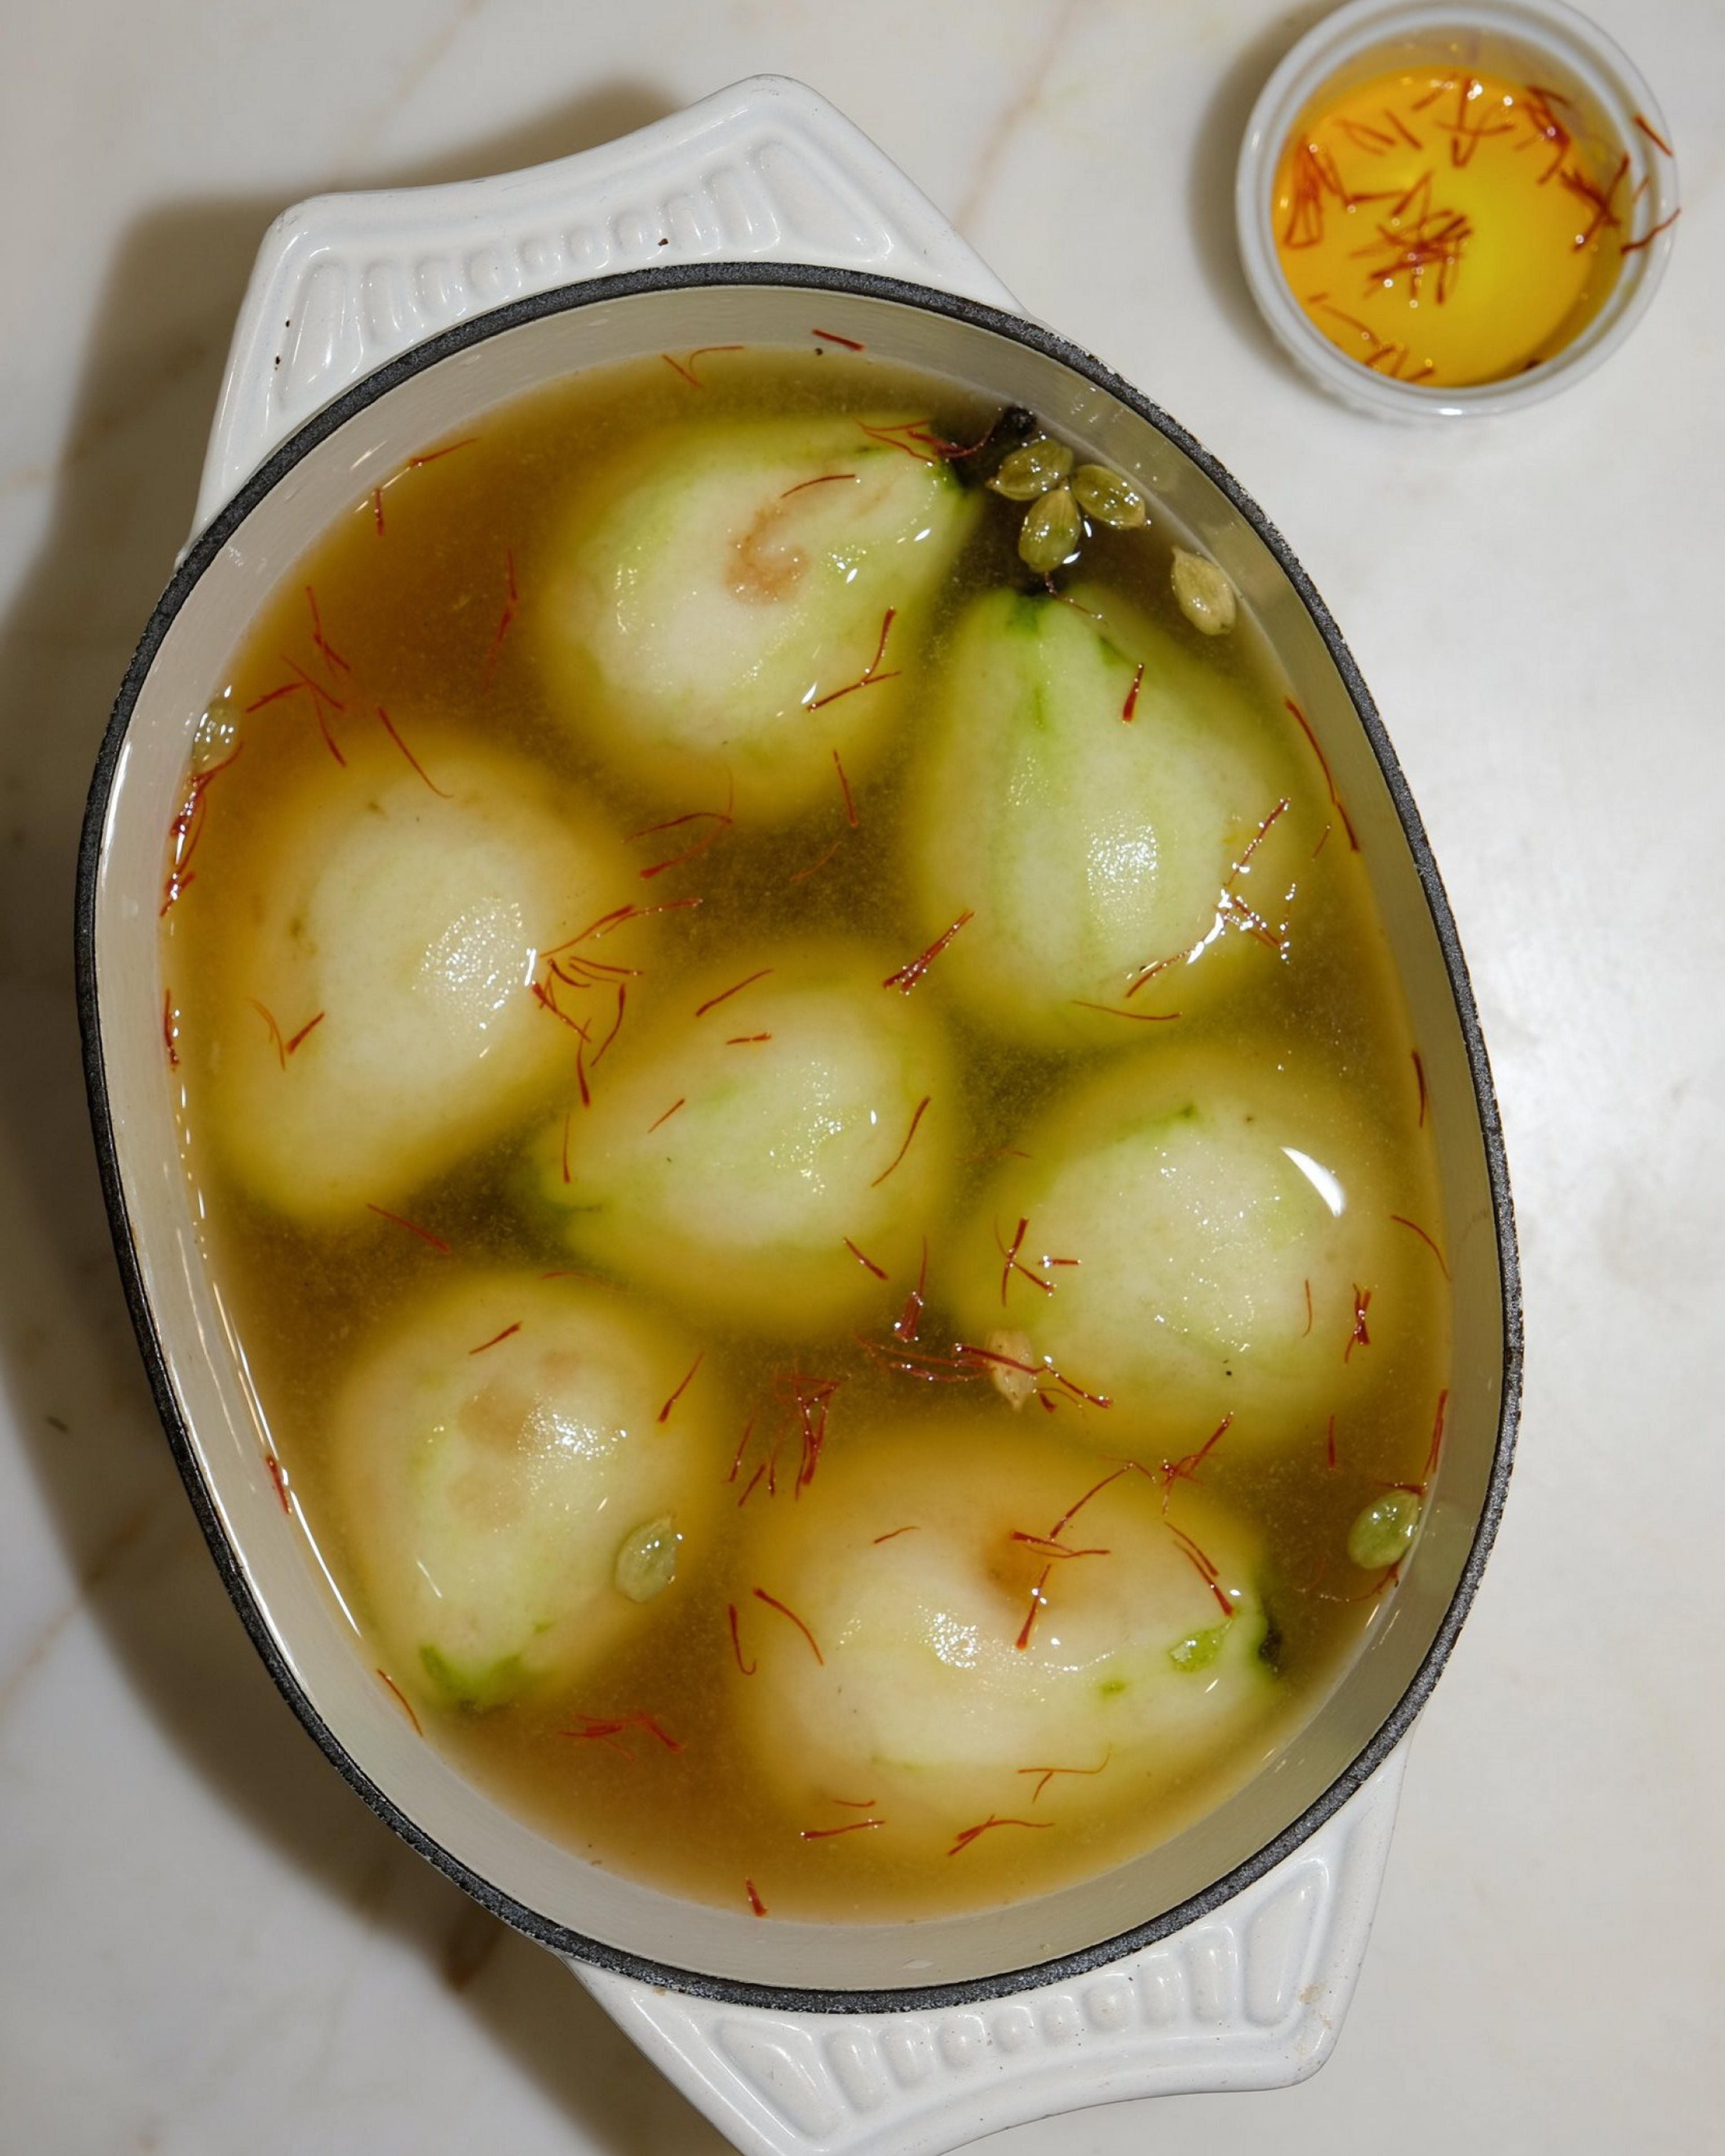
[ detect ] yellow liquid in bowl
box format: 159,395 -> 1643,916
1271,65 -> 1635,387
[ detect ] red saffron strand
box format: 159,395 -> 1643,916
811,326 -> 866,350
559,1720 -> 628,1760
870,1095 -> 931,1188
647,1097 -> 686,1133
752,1587 -> 824,1664
660,345 -> 744,388
694,968 -> 774,1019
1303,1278 -> 1314,1337
725,1033 -> 773,1045
365,1203 -> 452,1254
376,706 -> 451,796
635,810 -> 734,880
833,748 -> 859,827
406,437 -> 478,469
283,1010 -> 325,1056
872,1524 -> 919,1544
376,1669 -> 423,1736
843,1237 -> 889,1280
1632,111 -> 1675,157
808,635 -> 900,710
1338,116 -> 1397,152
726,1603 -> 757,1675
745,1878 -> 768,1917
591,983 -> 628,1068
1234,796 -> 1292,875
1122,949 -> 1180,1001
1008,1531 -> 1110,1560
468,1322 -> 522,1356
559,1108 -> 573,1185
1168,1521 -> 1228,1592
282,654 -> 344,714
1412,1048 -> 1429,1126
1426,1387 -> 1450,1479
243,681 -> 301,714
947,1815 -> 1052,1856
1159,1412 -> 1234,1501
883,910 -> 973,993
1344,1284 -> 1373,1362
858,417 -> 947,462
1051,1467 -> 1129,1541
305,585 -> 350,676
1120,659 -> 1145,723
162,990 -> 180,1067
562,1709 -> 683,1757
1051,1369 -> 1111,1409
771,1366 -> 843,1493
1390,1213 -> 1451,1278
1017,1752 -> 1110,1803
265,1453 -> 291,1514
630,802 -> 734,841
787,836 -> 844,885
1197,1572 -> 1238,1619
810,608 -> 901,716
1559,151 -> 1628,247
1070,998 -> 1182,1023
248,999 -> 288,1071
854,1333 -> 978,1387
780,471 -> 857,497
894,1236 -> 929,1342
1015,1564 -> 1052,1651
996,1215 -> 1054,1304
658,1352 -> 704,1425
371,486 -> 385,535
960,1342 -> 1042,1378
1286,697 -> 1360,849
1620,207 -> 1681,254
800,1818 -> 883,1839
482,548 -> 517,677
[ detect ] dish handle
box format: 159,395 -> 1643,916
573,1745 -> 1407,2156
193,72 -> 1019,539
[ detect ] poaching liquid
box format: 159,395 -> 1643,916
160,346 -> 1451,1922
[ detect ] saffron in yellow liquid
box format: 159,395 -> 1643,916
1272,65 -> 1629,387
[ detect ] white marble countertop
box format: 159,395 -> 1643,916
2,1 -> 1720,2149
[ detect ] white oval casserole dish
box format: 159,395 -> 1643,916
75,76 -> 1519,2156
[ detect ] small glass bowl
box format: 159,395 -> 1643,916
1235,0 -> 1679,419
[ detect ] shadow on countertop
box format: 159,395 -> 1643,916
0,79 -> 733,2156
1185,2 -> 1331,363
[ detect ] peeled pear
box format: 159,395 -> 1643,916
535,415 -> 981,819
907,587 -> 1305,1045
949,1045 -> 1414,1449
735,1415 -> 1274,1829
536,939 -> 956,1333
328,1272 -> 724,1710
202,733 -> 650,1222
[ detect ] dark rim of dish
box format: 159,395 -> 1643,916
74,261 -> 1523,2016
